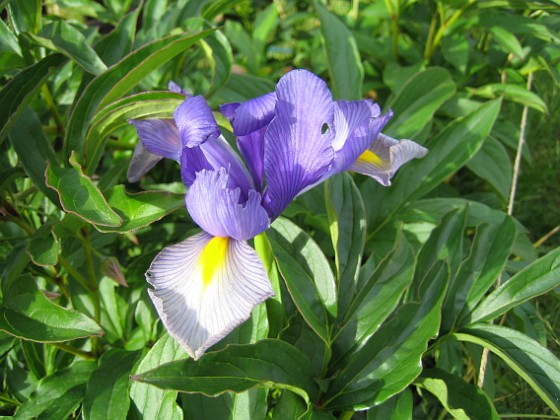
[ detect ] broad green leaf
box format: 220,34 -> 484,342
201,0 -> 238,21
46,153 -> 122,227
468,84 -> 547,114
8,0 -> 41,33
324,261 -> 449,410
0,18 -> 21,53
27,225 -> 59,267
489,26 -> 524,58
441,34 -> 469,74
467,136 -> 512,202
8,107 -> 59,204
129,334 -> 188,419
364,99 -> 501,228
216,73 -> 275,103
201,29 -> 233,97
385,67 -> 456,139
479,12 -> 560,43
454,217 -> 516,327
133,339 -> 320,404
455,324 -> 560,415
96,186 -> 185,233
94,7 -> 139,66
14,362 -> 96,419
64,28 -> 214,158
414,368 -> 499,420
183,389 -> 268,419
470,247 -> 560,323
325,173 -> 366,317
366,389 -> 413,420
25,20 -> 107,75
85,91 -> 183,172
0,54 -> 66,143
316,2 -> 363,100
332,233 -> 415,364
267,218 -> 336,342
0,274 -> 103,342
272,390 -> 308,419
84,349 -> 140,420
413,207 -> 467,299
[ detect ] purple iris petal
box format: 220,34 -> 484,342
180,136 -> 254,193
186,169 -> 270,241
237,126 -> 266,191
329,103 -> 392,175
168,81 -> 189,96
263,69 -> 335,218
174,96 -> 221,148
129,119 -> 181,161
220,92 -> 277,136
127,142 -> 163,183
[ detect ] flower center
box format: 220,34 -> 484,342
199,236 -> 230,288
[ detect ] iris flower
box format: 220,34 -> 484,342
129,69 -> 427,359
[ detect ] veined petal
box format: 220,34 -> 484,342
220,92 -> 277,136
329,104 -> 392,175
180,135 -> 254,192
348,133 -> 428,186
263,69 -> 335,218
129,119 -> 181,161
147,232 -> 274,360
186,169 -> 270,240
237,127 -> 266,190
168,80 -> 189,96
174,95 -> 221,148
127,141 -> 163,183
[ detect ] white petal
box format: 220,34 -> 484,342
147,232 -> 274,360
348,133 -> 428,186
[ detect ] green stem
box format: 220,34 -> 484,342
385,0 -> 400,58
52,343 -> 96,361
41,85 -> 64,133
339,411 -> 354,420
58,256 -> 92,292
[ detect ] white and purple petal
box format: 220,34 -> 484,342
186,169 -> 270,240
174,96 -> 221,148
263,69 -> 335,218
129,119 -> 181,161
329,104 -> 392,175
220,92 -> 277,136
348,133 -> 428,186
147,232 -> 274,360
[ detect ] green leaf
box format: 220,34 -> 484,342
8,0 -> 41,33
46,153 -> 122,227
454,217 -> 517,327
25,20 -> 107,75
272,390 -> 308,419
0,54 -> 66,143
94,7 -> 139,66
468,84 -> 547,114
201,0 -> 238,21
201,29 -> 233,97
315,2 -> 363,100
467,136 -> 512,202
455,324 -> 560,415
183,388 -> 268,419
267,218 -> 336,342
489,26 -> 524,58
27,224 -> 60,267
64,28 -> 215,158
8,107 -> 59,204
366,389 -> 413,420
85,91 -> 184,172
385,67 -> 456,139
414,368 -> 499,420
441,34 -> 469,74
216,73 -> 275,103
83,349 -> 140,420
133,339 -> 320,404
324,173 -> 366,317
413,207 -> 467,301
324,261 -> 449,410
129,334 -> 188,419
332,233 -> 415,364
0,274 -> 103,342
96,186 -> 185,233
470,247 -> 560,323
365,99 -> 501,228
14,362 -> 96,419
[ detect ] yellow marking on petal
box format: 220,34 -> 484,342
357,149 -> 385,166
199,237 -> 229,288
